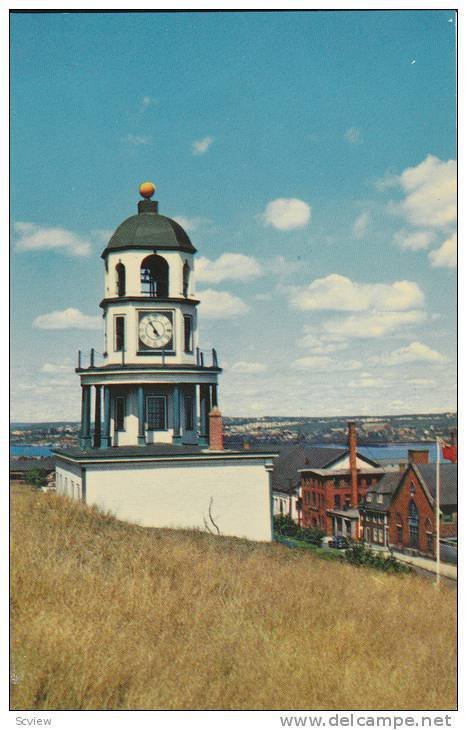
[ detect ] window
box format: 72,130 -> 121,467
366,494 -> 372,503
146,395 -> 167,430
397,525 -> 403,543
115,396 -> 126,431
410,481 -> 416,496
184,394 -> 194,430
116,263 -> 126,297
408,499 -> 419,549
426,532 -> 433,552
115,316 -> 125,352
183,262 -> 190,297
377,494 -> 383,504
442,512 -> 454,523
334,494 -> 341,508
184,315 -> 193,353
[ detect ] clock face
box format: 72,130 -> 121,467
138,312 -> 173,350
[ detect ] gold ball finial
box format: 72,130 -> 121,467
139,181 -> 156,199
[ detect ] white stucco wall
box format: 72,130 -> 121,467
56,462 -> 83,500
56,457 -> 274,542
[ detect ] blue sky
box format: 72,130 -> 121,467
10,10 -> 457,420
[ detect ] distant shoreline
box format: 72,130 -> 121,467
10,441 -> 451,463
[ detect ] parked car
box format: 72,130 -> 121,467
329,536 -> 350,550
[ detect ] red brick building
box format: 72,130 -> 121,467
361,450 -> 457,557
299,422 -> 384,538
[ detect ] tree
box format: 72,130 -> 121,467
24,468 -> 49,489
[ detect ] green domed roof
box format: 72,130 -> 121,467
102,199 -> 196,257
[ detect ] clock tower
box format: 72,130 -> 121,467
77,182 -> 221,449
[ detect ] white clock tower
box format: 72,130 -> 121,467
77,182 -> 220,449
55,180 -> 277,543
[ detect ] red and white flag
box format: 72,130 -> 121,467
440,439 -> 457,463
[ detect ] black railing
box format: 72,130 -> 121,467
77,347 -> 220,369
196,348 -> 219,368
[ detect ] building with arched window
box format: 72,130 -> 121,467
361,451 -> 457,559
53,182 -> 277,542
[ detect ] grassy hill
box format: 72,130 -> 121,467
11,486 -> 456,710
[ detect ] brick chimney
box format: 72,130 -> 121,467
348,421 -> 358,507
208,407 -> 224,450
408,449 -> 429,465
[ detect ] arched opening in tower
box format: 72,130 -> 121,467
183,261 -> 190,298
116,262 -> 126,297
140,254 -> 169,297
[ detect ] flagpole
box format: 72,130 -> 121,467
435,437 -> 441,587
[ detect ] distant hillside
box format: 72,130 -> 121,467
11,487 -> 456,710
223,412 -> 457,446
10,412 -> 457,449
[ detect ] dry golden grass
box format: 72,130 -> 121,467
11,485 -> 456,711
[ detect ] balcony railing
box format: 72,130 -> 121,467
77,347 -> 220,369
196,348 -> 219,368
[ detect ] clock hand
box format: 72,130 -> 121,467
150,322 -> 161,336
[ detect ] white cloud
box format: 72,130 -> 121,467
262,198 -> 311,230
173,216 -> 206,232
299,333 -> 348,354
291,356 -> 361,372
322,310 -> 426,339
196,253 -> 262,283
392,155 -> 456,229
344,127 -> 362,144
393,229 -> 435,251
41,362 -> 73,373
429,233 -> 457,269
230,361 -> 268,374
348,377 -> 386,389
192,136 -> 214,155
14,222 -> 92,257
92,229 -> 114,244
140,96 -> 154,111
291,355 -> 333,371
408,378 -> 436,386
125,134 -> 152,146
289,274 -> 424,312
267,255 -> 301,276
198,290 -> 249,319
383,341 -> 448,366
33,308 -> 102,330
353,212 -> 370,238
374,171 -> 399,192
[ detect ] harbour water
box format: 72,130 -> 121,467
10,445 -> 54,457
10,441 -> 450,463
323,442 -> 448,464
